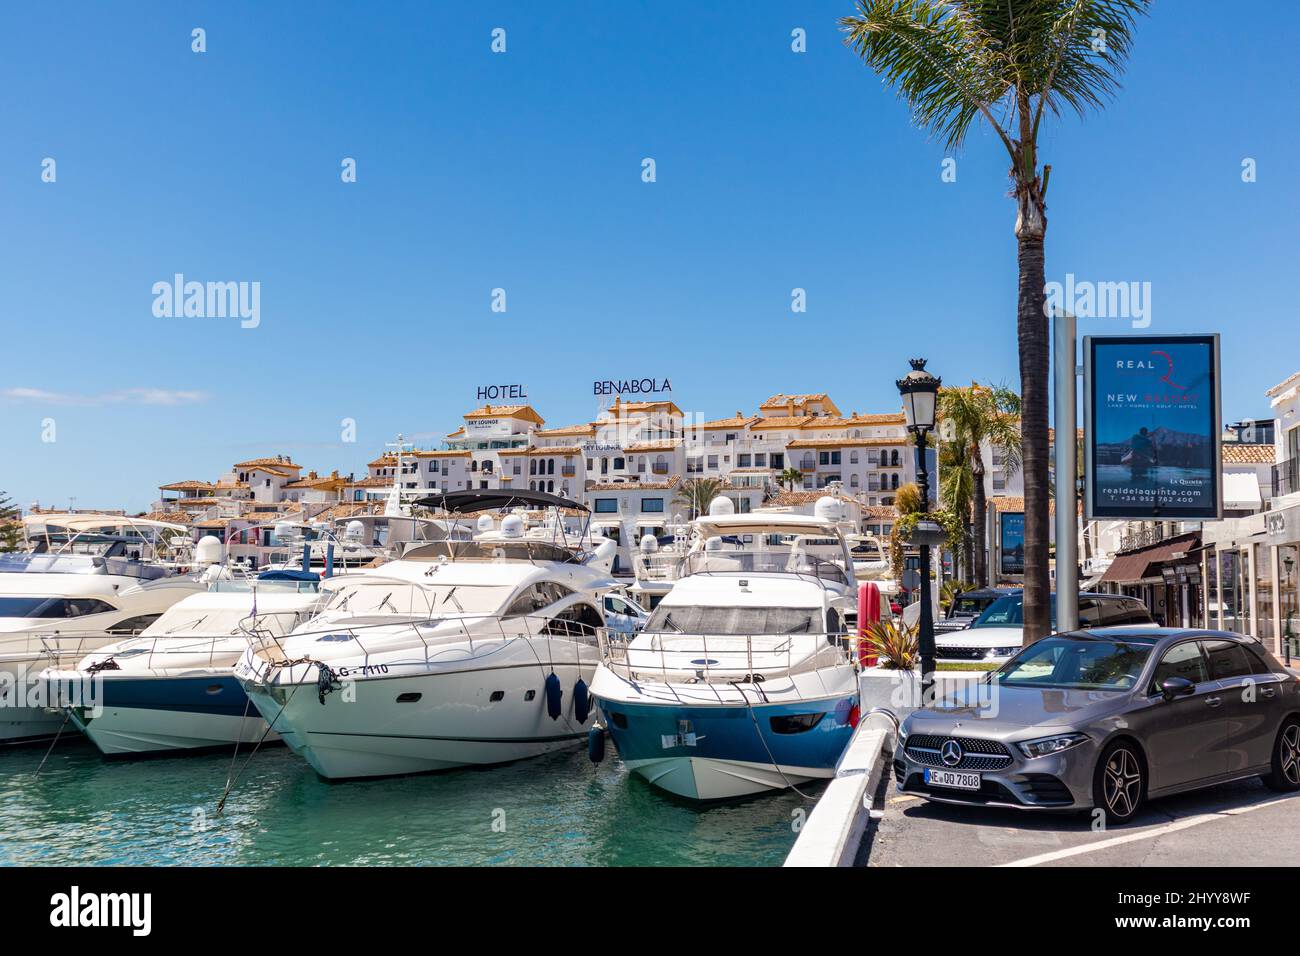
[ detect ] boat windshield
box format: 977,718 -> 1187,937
322,582 -> 513,617
644,604 -> 823,635
995,635 -> 1155,691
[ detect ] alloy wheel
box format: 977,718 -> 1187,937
1103,747 -> 1142,818
1282,725 -> 1300,787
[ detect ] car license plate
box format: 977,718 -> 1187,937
924,768 -> 981,791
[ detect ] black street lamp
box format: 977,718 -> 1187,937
897,358 -> 943,698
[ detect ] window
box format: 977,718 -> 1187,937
738,454 -> 752,468
429,460 -> 439,473
1150,641 -> 1208,693
819,451 -> 830,465
106,614 -> 161,635
614,457 -> 625,470
0,597 -> 117,618
594,499 -> 617,513
850,451 -> 859,464
1202,639 -> 1254,681
771,453 -> 783,470
707,455 -> 719,469
770,713 -> 826,735
506,582 -> 576,617
641,498 -> 664,513
1101,598 -> 1154,626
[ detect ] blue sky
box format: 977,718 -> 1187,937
2,1 -> 1297,512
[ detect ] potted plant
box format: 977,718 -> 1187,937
859,619 -> 923,716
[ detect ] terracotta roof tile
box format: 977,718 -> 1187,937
1221,443 -> 1275,464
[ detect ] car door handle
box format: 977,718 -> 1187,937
1205,697 -> 1222,708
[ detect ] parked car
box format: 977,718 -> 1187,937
934,586 -> 1020,635
603,590 -> 650,636
936,591 -> 1156,664
895,629 -> 1300,822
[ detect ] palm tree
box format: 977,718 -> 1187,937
841,0 -> 1148,640
674,477 -> 725,520
778,467 -> 803,491
0,491 -> 23,552
939,384 -> 1021,588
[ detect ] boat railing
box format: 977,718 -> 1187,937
239,610 -> 603,681
679,550 -> 852,588
631,551 -> 686,583
596,626 -> 857,691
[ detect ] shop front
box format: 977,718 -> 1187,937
1097,531 -> 1203,628
1200,506 -> 1300,657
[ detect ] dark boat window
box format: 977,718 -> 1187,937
609,712 -> 628,729
396,692 -> 422,703
524,689 -> 536,701
770,713 -> 825,734
489,690 -> 505,702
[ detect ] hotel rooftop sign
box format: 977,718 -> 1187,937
476,384 -> 528,401
594,378 -> 672,396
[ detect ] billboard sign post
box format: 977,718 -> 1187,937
1083,334 -> 1222,521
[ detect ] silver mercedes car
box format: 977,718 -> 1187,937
894,628 -> 1300,823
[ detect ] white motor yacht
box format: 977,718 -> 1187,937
234,489 -> 623,780
591,497 -> 862,800
0,515 -> 206,745
43,568 -> 328,756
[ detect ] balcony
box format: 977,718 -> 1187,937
1273,457 -> 1298,498
561,466 -> 576,477
1119,526 -> 1165,552
651,463 -> 670,475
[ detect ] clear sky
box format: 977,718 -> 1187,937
3,1 -> 1297,513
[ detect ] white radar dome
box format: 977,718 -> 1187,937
640,534 -> 659,553
814,496 -> 844,523
500,515 -> 525,538
707,496 -> 735,516
194,535 -> 223,565
477,514 -> 496,533
344,520 -> 365,541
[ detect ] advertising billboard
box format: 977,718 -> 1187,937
1084,334 -> 1222,520
999,512 -> 1025,576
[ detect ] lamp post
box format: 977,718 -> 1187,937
897,358 -> 942,699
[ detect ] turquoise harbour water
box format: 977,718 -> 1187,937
0,739 -> 813,866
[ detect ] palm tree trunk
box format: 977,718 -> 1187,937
971,455 -> 987,587
1017,216 -> 1050,643
962,505 -> 974,585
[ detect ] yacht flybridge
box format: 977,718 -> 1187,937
0,515 -> 206,745
233,489 -> 624,780
591,497 -> 862,800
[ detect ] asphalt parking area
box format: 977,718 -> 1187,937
862,766 -> 1300,867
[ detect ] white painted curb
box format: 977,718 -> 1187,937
783,712 -> 896,867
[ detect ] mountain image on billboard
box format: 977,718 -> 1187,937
1088,336 -> 1220,519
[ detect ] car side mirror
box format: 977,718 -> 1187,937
1160,676 -> 1195,702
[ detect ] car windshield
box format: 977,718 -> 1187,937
971,593 -> 1057,629
995,636 -> 1153,691
951,594 -> 997,616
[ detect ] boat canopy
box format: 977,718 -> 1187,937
22,514 -> 188,533
691,513 -> 840,539
414,489 -> 587,513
